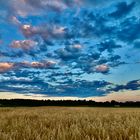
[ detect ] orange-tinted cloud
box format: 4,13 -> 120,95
95,64 -> 109,73
0,60 -> 57,73
0,62 -> 13,73
10,40 -> 37,50
20,24 -> 66,40
30,60 -> 56,68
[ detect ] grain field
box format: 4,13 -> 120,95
0,107 -> 140,140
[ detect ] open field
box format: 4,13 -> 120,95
0,107 -> 140,140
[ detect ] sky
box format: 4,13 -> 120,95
0,0 -> 140,101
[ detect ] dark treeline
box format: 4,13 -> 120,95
0,99 -> 140,107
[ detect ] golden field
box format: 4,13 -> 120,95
0,107 -> 140,140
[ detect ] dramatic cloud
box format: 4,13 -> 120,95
0,0 -> 140,100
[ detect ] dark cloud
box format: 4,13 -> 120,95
98,40 -> 122,52
0,50 -> 24,58
112,80 -> 140,92
70,52 -> 124,74
4,70 -> 41,79
109,2 -> 135,18
0,77 -> 112,97
15,61 -> 58,69
1,68 -> 139,97
117,17 -> 140,42
55,44 -> 82,61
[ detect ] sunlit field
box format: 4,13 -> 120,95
0,107 -> 140,140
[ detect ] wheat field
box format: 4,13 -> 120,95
0,107 -> 140,140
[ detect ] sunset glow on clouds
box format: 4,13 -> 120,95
0,0 -> 140,101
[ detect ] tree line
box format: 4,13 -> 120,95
0,99 -> 140,107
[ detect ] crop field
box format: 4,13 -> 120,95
0,107 -> 140,140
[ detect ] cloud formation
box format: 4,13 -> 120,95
10,40 -> 38,50
95,64 -> 109,73
109,2 -> 135,18
0,0 -> 140,99
0,63 -> 13,73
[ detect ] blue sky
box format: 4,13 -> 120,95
0,0 -> 140,101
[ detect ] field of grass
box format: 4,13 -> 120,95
0,107 -> 140,140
